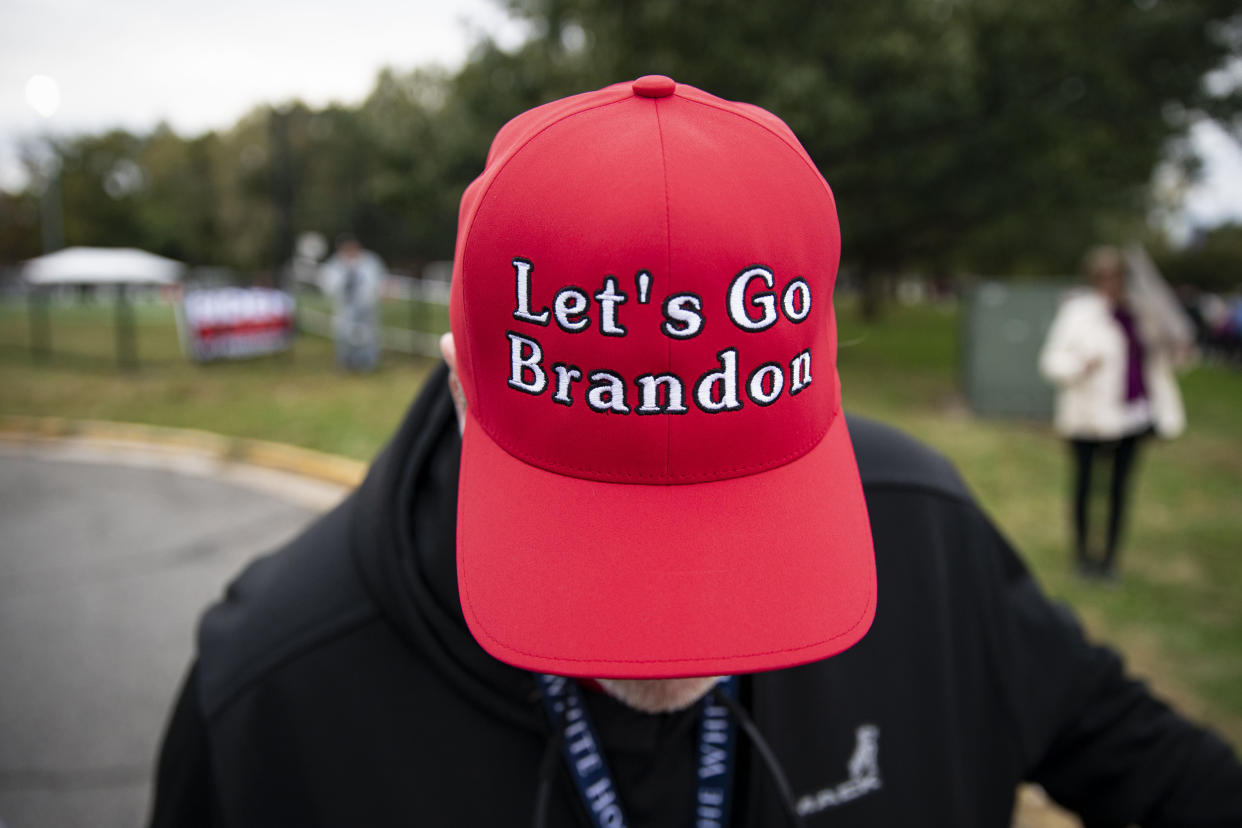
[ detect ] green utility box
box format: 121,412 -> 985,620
962,281 -> 1072,419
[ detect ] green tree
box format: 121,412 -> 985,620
42,130 -> 147,250
1154,223 -> 1242,291
0,189 -> 41,265
137,126 -> 223,266
209,107 -> 281,274
496,0 -> 1242,308
7,1 -> 1235,291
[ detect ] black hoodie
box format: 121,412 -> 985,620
149,364 -> 1242,827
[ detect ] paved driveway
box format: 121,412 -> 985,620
0,439 -> 347,828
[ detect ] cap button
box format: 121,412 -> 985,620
632,75 -> 676,98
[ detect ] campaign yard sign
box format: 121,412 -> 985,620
179,288 -> 295,361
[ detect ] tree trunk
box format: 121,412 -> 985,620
859,265 -> 886,321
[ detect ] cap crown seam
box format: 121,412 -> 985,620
654,97 -> 674,478
679,95 -> 836,205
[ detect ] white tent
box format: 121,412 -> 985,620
23,246 -> 184,285
22,247 -> 186,369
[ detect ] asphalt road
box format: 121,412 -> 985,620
0,439 -> 347,828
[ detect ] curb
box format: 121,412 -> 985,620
0,415 -> 367,488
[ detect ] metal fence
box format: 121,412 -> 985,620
296,274 -> 451,358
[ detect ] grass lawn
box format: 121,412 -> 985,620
0,299 -> 438,460
2,296 -> 1240,750
836,301 -> 1242,749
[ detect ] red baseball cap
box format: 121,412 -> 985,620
449,76 -> 875,678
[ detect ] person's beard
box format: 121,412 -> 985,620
595,676 -> 724,713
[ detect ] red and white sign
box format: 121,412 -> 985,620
180,288 -> 295,361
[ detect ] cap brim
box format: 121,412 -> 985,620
456,409 -> 876,678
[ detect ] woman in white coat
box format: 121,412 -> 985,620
1039,246 -> 1186,579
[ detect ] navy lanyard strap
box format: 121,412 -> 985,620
537,674 -> 628,827
697,677 -> 738,828
536,674 -> 738,828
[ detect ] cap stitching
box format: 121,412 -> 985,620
653,97 -> 674,479
460,521 -> 873,667
487,588 -> 873,665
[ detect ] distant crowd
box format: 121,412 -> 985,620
1179,286 -> 1242,365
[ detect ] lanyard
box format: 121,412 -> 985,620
536,674 -> 738,828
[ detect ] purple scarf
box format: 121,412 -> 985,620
1112,305 -> 1147,402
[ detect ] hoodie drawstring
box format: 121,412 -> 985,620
532,712 -> 566,828
711,687 -> 807,828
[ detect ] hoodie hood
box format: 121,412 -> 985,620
349,361 -> 542,730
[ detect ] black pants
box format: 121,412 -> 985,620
1069,432 -> 1146,575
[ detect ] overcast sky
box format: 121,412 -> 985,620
2,0 -> 1239,233
0,0 -> 527,189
